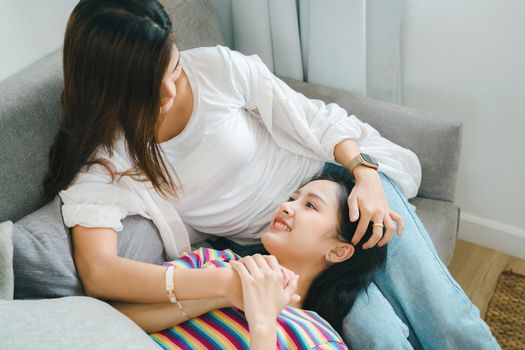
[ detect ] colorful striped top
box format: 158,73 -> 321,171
150,248 -> 348,349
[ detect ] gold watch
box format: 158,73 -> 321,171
346,153 -> 379,175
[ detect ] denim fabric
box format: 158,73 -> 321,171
344,283 -> 412,349
343,173 -> 500,350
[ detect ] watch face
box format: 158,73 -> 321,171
361,153 -> 378,166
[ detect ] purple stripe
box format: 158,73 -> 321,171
204,311 -> 248,348
276,315 -> 306,349
296,308 -> 341,341
285,307 -> 334,344
179,321 -> 222,348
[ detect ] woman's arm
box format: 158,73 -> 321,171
230,48 -> 420,198
111,297 -> 230,333
72,226 -> 242,304
333,139 -> 404,249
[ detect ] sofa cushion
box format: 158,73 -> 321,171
409,197 -> 459,265
0,51 -> 63,223
0,296 -> 161,350
0,221 -> 14,300
13,196 -> 165,299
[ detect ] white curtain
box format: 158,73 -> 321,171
211,0 -> 402,103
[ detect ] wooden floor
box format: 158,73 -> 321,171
448,239 -> 525,318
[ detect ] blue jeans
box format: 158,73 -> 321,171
343,173 -> 500,349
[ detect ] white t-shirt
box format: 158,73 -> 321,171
60,46 -> 421,259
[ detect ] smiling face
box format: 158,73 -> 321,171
159,45 -> 183,113
261,180 -> 345,267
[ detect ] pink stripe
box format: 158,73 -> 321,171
276,316 -> 303,349
287,308 -> 332,342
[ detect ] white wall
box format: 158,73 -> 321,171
0,1 -> 77,82
402,0 -> 525,258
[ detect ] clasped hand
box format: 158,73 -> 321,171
229,254 -> 299,328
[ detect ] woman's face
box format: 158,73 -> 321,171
261,180 -> 342,265
160,45 -> 183,113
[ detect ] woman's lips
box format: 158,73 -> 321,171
270,217 -> 291,232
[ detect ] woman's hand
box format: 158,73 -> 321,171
349,167 -> 404,249
230,254 -> 299,328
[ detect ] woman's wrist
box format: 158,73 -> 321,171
219,267 -> 240,301
214,296 -> 232,309
353,165 -> 380,182
249,321 -> 277,350
251,319 -> 274,329
249,321 -> 275,337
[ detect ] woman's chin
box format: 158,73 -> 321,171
261,231 -> 285,255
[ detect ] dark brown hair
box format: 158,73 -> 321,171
44,0 -> 177,199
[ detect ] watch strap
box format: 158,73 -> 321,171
346,153 -> 379,174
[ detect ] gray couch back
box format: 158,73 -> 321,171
0,0 -> 223,222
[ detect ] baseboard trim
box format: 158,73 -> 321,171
458,212 -> 525,260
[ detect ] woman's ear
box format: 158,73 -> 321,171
325,242 -> 355,264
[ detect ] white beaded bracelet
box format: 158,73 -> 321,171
165,266 -> 190,319
165,266 -> 177,304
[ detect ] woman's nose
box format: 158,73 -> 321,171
280,202 -> 295,216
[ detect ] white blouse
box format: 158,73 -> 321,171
60,46 -> 421,259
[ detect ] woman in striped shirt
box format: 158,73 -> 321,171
113,166 -> 387,349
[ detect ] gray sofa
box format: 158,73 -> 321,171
0,0 -> 462,348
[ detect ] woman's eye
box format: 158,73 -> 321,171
287,197 -> 295,202
306,202 -> 317,210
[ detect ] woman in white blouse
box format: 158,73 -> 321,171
43,0 -> 499,349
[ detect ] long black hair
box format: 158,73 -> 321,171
302,164 -> 388,334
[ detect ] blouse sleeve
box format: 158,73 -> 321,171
162,248 -> 240,269
59,163 -> 149,232
228,47 -> 421,198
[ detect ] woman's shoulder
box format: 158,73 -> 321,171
181,45 -> 259,82
180,45 -> 234,74
61,135 -> 137,194
181,45 -> 236,63
181,45 -> 267,104
162,247 -> 240,269
279,307 -> 345,345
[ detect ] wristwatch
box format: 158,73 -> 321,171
346,153 -> 379,175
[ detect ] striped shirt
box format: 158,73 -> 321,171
150,248 -> 348,349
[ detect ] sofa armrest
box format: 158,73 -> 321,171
0,297 -> 161,349
280,77 -> 462,202
0,221 -> 14,300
